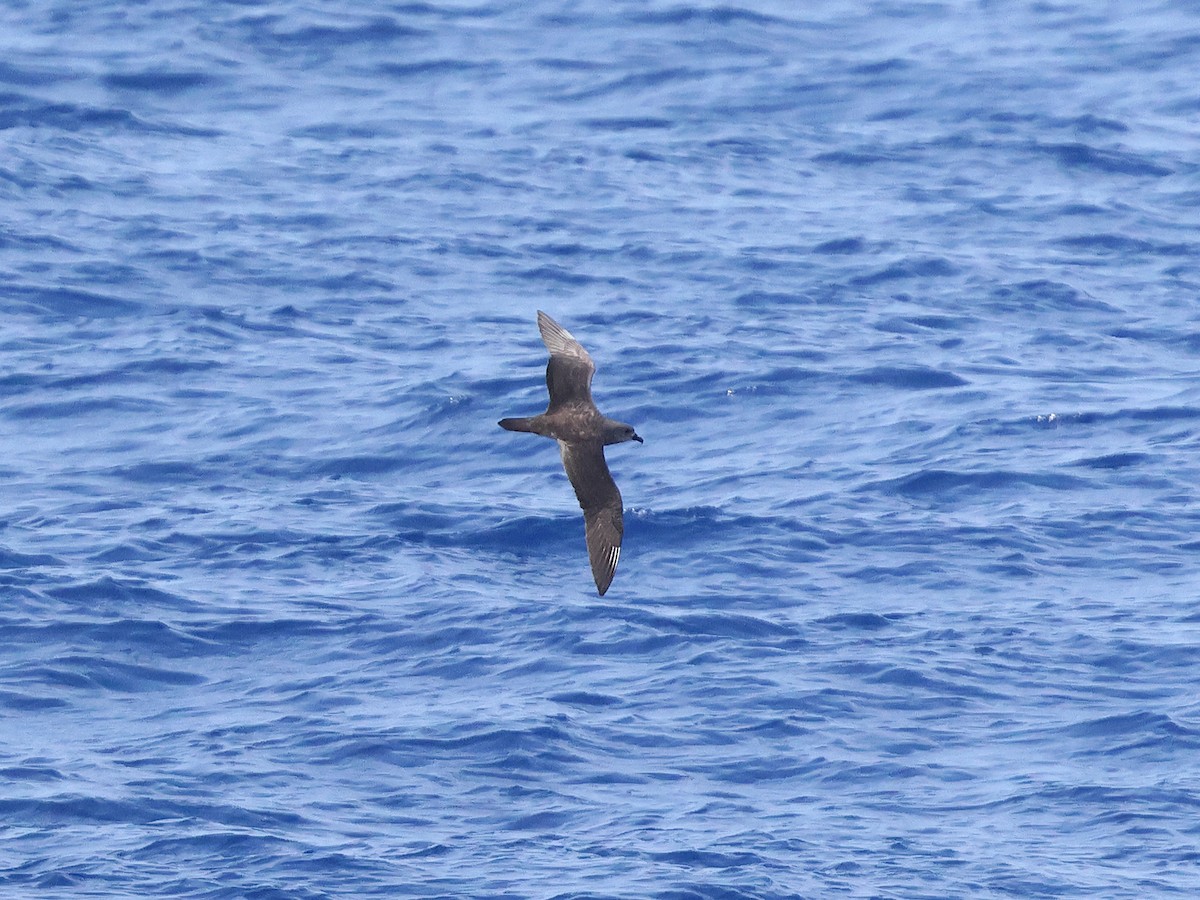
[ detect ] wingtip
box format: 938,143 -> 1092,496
590,544 -> 620,596
536,310 -> 583,358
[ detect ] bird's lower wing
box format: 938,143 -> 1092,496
559,441 -> 624,596
584,504 -> 623,596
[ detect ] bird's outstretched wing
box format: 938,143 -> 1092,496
558,440 -> 624,596
538,310 -> 595,411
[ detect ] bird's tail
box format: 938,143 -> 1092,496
499,416 -> 538,434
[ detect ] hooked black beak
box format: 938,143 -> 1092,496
633,434 -> 643,443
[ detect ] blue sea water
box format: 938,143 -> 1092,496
3,0 -> 1200,896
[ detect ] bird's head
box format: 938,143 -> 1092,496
603,421 -> 643,446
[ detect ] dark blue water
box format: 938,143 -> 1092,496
3,2 -> 1200,897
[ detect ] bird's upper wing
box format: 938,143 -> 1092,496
538,310 -> 595,410
558,440 -> 624,596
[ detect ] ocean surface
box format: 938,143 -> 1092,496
3,1 -> 1200,897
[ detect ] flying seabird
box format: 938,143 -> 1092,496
499,311 -> 642,596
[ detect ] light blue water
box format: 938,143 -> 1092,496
3,2 -> 1200,897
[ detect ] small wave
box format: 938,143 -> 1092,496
629,6 -> 792,26
0,689 -> 69,710
396,510 -> 576,553
194,617 -> 358,647
1034,140 -> 1172,176
311,722 -> 573,764
380,59 -> 491,79
131,831 -> 296,860
0,764 -> 63,781
309,454 -> 409,477
866,468 -> 1089,497
55,357 -> 221,388
1064,711 -> 1181,739
47,576 -> 197,611
0,99 -> 219,136
647,848 -> 764,869
0,547 -> 62,568
4,396 -> 164,420
848,255 -> 958,285
848,365 -> 969,390
0,795 -> 304,829
107,460 -> 209,484
1071,452 -> 1149,469
867,666 -> 1003,699
581,116 -> 674,132
987,279 -> 1116,313
813,236 -> 868,255
635,609 -> 798,640
82,618 -> 221,657
102,70 -> 216,94
1026,406 -> 1200,428
515,264 -> 631,286
815,612 -> 898,631
550,690 -> 623,707
556,66 -> 704,102
1059,114 -> 1128,134
875,314 -> 972,335
1053,233 -> 1192,257
247,14 -> 427,49
733,288 -> 809,307
29,656 -> 206,693
6,285 -> 143,318
0,60 -> 70,87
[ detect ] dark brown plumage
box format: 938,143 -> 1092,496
499,311 -> 642,595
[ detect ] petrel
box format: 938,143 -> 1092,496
499,311 -> 642,595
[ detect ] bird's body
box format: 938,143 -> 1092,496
499,311 -> 642,596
